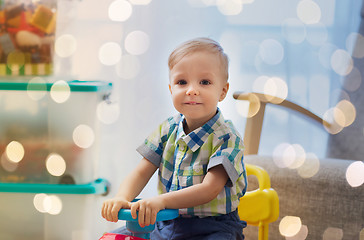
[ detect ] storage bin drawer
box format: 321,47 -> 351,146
0,179 -> 109,240
0,80 -> 112,184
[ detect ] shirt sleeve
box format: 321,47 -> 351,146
207,132 -> 246,189
137,142 -> 161,167
136,116 -> 176,167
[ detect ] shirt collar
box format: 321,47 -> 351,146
175,108 -> 224,152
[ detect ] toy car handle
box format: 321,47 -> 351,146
117,204 -> 179,239
118,208 -> 179,222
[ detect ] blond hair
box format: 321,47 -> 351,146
168,37 -> 229,81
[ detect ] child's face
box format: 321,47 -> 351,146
169,51 -> 229,129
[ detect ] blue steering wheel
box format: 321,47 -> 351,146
118,206 -> 179,239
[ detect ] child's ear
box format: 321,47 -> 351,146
219,82 -> 229,101
169,84 -> 172,94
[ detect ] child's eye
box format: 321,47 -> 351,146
177,80 -> 187,85
200,79 -> 211,85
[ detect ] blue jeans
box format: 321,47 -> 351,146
111,210 -> 246,240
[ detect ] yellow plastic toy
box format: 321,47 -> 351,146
30,5 -> 56,34
238,164 -> 279,240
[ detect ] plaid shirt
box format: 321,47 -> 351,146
137,109 -> 247,217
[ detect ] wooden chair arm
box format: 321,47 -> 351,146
233,92 -> 331,155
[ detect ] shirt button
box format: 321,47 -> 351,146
180,145 -> 185,151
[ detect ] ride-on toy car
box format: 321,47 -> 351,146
99,207 -> 179,240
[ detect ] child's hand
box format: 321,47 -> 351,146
101,197 -> 131,223
130,197 -> 165,227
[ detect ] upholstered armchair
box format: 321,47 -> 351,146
233,91 -> 364,239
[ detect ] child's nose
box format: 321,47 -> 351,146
186,85 -> 199,95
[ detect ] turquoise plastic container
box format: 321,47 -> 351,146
0,80 -> 112,184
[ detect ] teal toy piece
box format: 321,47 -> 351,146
118,207 -> 179,239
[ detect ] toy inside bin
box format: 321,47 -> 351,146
0,80 -> 112,184
0,1 -> 57,76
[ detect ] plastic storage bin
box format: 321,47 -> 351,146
0,179 -> 109,240
0,80 -> 112,184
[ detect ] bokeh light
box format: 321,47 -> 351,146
273,143 -> 293,168
323,227 -> 343,240
50,80 -> 71,103
297,152 -> 320,178
124,31 -> 150,55
99,42 -> 122,66
73,124 -> 95,149
279,216 -> 302,237
263,77 -> 288,104
334,100 -> 356,127
273,143 -> 306,169
216,0 -> 243,16
281,18 -> 306,44
323,107 -> 344,134
55,34 -> 77,58
253,76 -> 288,103
253,75 -> 269,93
46,153 -> 66,177
296,0 -> 321,25
235,100 -> 249,118
259,39 -> 284,65
1,153 -> 18,172
235,93 -> 261,118
5,141 -> 25,163
27,77 -> 47,101
288,144 -> 306,169
332,106 -> 345,129
115,54 -> 141,79
34,194 -> 63,215
33,193 -> 48,213
7,51 -> 25,72
108,0 -> 133,22
330,49 -> 353,76
346,32 -> 364,58
346,161 -> 364,187
341,67 -> 362,92
285,225 -> 308,240
43,195 -> 63,215
97,101 -> 120,124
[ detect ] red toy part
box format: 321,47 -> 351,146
99,233 -> 146,240
6,11 -> 44,36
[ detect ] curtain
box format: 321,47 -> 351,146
327,1 -> 364,161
